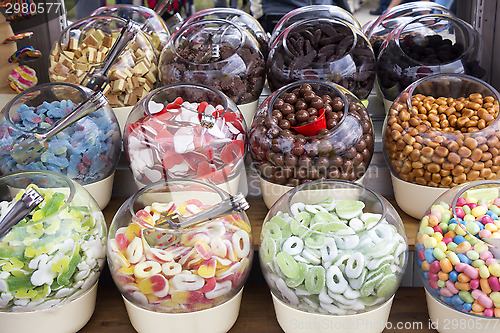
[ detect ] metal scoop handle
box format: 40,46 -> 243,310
157,193 -> 249,230
0,187 -> 43,239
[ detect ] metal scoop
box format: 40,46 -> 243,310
142,193 -> 249,247
483,238 -> 500,258
0,187 -> 43,240
82,19 -> 141,91
10,91 -> 108,166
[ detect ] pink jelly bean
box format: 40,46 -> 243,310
431,211 -> 442,220
466,203 -> 478,210
478,294 -> 494,308
489,276 -> 500,292
418,249 -> 426,261
428,271 -> 439,280
433,225 -> 442,233
484,308 -> 494,317
494,198 -> 500,207
464,265 -> 479,279
480,251 -> 493,261
446,280 -> 459,294
455,207 -> 465,219
440,287 -> 454,297
472,289 -> 485,300
456,197 -> 467,207
485,258 -> 497,266
481,215 -> 494,224
456,262 -> 467,272
430,261 -> 441,274
429,279 -> 439,290
442,237 -> 452,245
479,229 -> 492,239
470,278 -> 480,289
478,202 -> 488,208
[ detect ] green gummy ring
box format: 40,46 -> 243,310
304,233 -> 326,249
313,211 -> 339,223
321,222 -> 349,234
335,200 -> 365,219
276,251 -> 300,279
260,237 -> 277,264
263,221 -> 282,241
269,215 -> 288,229
305,266 -> 326,294
286,262 -> 308,287
360,272 -> 383,297
295,212 -> 312,226
290,219 -> 311,238
376,274 -> 397,299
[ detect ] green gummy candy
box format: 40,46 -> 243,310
57,248 -> 81,286
286,262 -> 307,287
276,251 -> 300,279
335,200 -> 365,219
6,274 -> 34,292
376,274 -> 398,299
260,237 -> 277,264
464,188 -> 499,202
269,215 -> 288,229
42,192 -> 66,217
305,266 -> 326,294
361,273 -> 383,297
304,233 -> 326,249
313,212 -> 339,223
263,222 -> 282,241
321,222 -> 348,234
295,212 -> 312,226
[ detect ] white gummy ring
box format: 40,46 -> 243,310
345,252 -> 365,279
282,236 -> 304,255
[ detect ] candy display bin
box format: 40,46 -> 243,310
158,19 -> 266,129
124,83 -> 247,196
0,82 -> 121,209
416,181 -> 500,332
107,179 -> 253,333
249,81 -> 374,208
0,170 -> 107,332
377,14 -> 488,110
260,179 -> 408,333
267,17 -> 376,100
384,74 -> 500,219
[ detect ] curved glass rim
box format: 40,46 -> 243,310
3,82 -> 89,133
404,73 -> 500,136
279,17 -> 359,60
56,15 -> 157,66
0,170 -> 76,225
395,14 -> 477,67
265,80 -> 360,140
280,179 -> 389,235
450,180 -> 500,251
171,18 -> 247,66
127,178 -> 229,235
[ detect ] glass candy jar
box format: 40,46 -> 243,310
158,19 -> 266,127
124,83 -> 246,196
267,18 -> 376,100
384,74 -> 500,219
415,181 -> 500,331
0,82 -> 121,209
181,7 -> 268,57
108,179 -> 253,333
364,2 -> 453,57
377,14 -> 488,105
91,4 -> 170,58
0,171 -> 107,333
49,16 -> 158,108
269,5 -> 362,48
249,81 -> 374,208
260,180 -> 408,333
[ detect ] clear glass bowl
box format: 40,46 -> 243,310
49,16 -> 158,107
107,179 -> 253,312
364,2 -> 453,57
415,181 -> 500,318
384,74 -> 500,188
269,5 -> 362,48
181,7 -> 268,56
0,170 -> 107,312
260,179 -> 408,314
377,14 -> 488,102
0,82 -> 121,186
267,18 -> 376,100
249,81 -> 374,186
91,4 -> 170,57
158,19 -> 265,105
124,83 -> 246,190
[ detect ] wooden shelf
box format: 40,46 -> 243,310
102,196 -> 420,251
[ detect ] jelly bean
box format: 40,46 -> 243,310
489,263 -> 500,277
489,276 -> 500,291
446,280 -> 459,294
470,279 -> 480,289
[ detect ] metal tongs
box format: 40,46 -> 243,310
11,91 -> 108,165
82,19 -> 141,91
142,193 -> 249,247
0,187 -> 43,240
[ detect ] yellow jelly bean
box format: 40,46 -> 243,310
446,251 -> 460,265
436,242 -> 447,252
433,232 -> 443,243
420,216 -> 429,228
474,243 -> 488,253
454,224 -> 467,236
486,223 -> 499,232
479,265 -> 490,279
471,206 -> 487,217
489,263 -> 500,277
424,237 -> 438,249
418,234 -> 429,244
